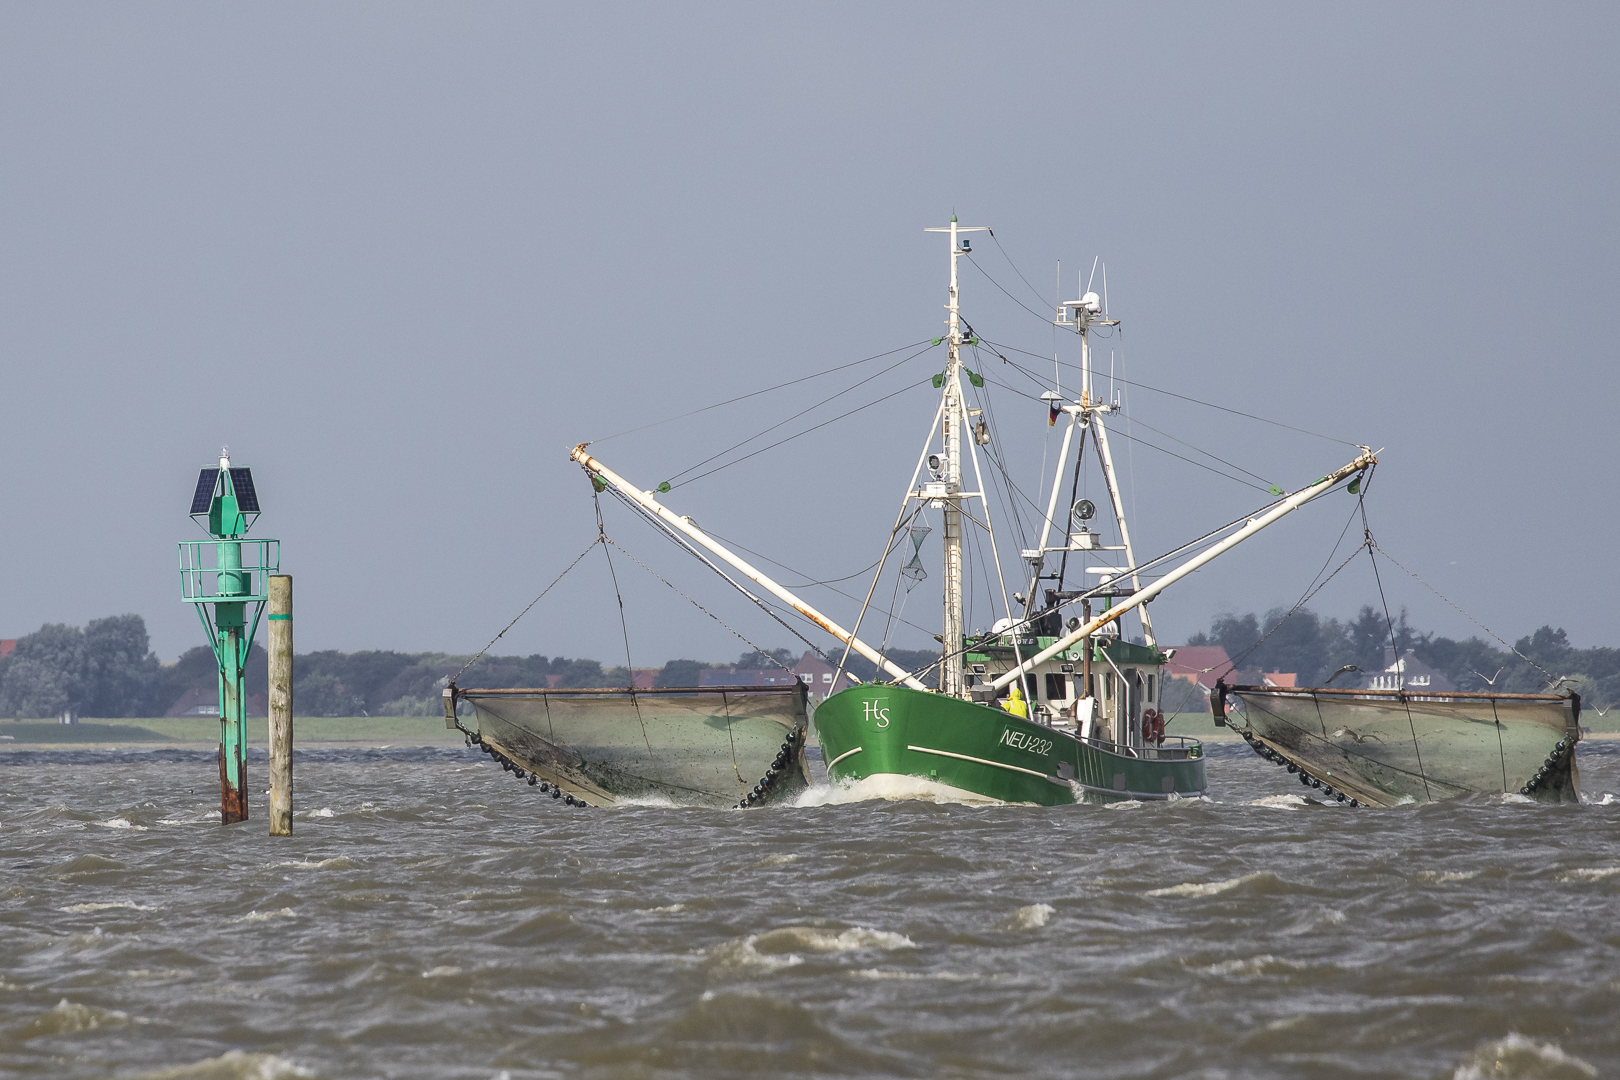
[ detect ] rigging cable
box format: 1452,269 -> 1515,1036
968,378 -> 1052,542
595,494 -> 660,771
874,536 -> 912,677
586,338 -> 933,447
1225,501 -> 1368,674
450,539 -> 600,685
970,380 -> 1030,550
1119,411 -> 1279,490
1364,542 -> 1558,685
986,229 -> 1054,312
675,375 -> 935,489
970,349 -> 1279,492
702,523 -> 934,639
1033,470 -> 1369,625
965,253 -> 1053,325
601,532 -> 800,679
978,335 -> 1360,447
664,342 -> 939,488
975,365 -> 1270,493
600,486 -> 837,664
1355,473 -> 1432,801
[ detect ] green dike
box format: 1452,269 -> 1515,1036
0,716 -> 463,744
814,684 -> 1207,804
0,721 -> 172,743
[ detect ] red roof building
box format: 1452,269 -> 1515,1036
699,651 -> 858,700
1165,646 -> 1235,689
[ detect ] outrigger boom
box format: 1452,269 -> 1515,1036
986,448 -> 1378,693
570,444 -> 931,692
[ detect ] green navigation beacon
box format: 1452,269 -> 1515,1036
178,448 -> 280,824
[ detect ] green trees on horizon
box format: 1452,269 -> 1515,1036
1181,604 -> 1620,706
0,615 -> 171,718
0,616 -> 636,720
6,609 -> 1613,720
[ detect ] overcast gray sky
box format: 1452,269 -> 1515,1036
2,3 -> 1616,667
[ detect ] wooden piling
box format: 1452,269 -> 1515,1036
268,574 -> 293,836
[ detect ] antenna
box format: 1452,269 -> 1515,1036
1053,260 -> 1062,395
1085,255 -> 1100,295
1102,262 -> 1109,318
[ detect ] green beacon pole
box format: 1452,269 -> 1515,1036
178,448 -> 279,825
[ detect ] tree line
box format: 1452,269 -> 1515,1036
0,615 -> 658,719
7,608 -> 1610,720
651,648 -> 939,687
1178,603 -> 1619,706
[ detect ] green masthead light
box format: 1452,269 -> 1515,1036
178,447 -> 279,825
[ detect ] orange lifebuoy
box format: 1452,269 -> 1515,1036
1142,708 -> 1165,744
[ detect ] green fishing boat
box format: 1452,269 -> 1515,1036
563,217 -> 1373,806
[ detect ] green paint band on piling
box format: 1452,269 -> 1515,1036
268,614 -> 291,620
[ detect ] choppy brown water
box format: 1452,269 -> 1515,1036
2,742 -> 1618,1079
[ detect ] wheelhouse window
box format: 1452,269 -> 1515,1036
1044,673 -> 1067,702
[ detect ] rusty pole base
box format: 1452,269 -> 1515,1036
219,748 -> 249,824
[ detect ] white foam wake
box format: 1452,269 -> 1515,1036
233,908 -> 296,923
1146,872 -> 1269,898
705,925 -> 915,971
1452,1033 -> 1596,1079
794,774 -> 1006,807
99,817 -> 147,831
1197,954 -> 1309,977
1003,903 -> 1053,930
129,1050 -> 315,1079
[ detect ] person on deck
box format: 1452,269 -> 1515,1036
1003,685 -> 1028,719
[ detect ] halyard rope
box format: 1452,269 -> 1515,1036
449,539 -> 599,686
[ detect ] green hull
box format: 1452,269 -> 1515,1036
814,684 -> 1206,805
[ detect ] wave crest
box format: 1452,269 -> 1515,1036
706,925 -> 914,971
129,1050 -> 315,1079
1452,1033 -> 1596,1079
1145,871 -> 1287,898
1003,903 -> 1053,930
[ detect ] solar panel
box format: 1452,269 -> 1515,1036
229,468 -> 260,513
190,468 -> 219,515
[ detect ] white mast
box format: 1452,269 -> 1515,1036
923,215 -> 988,698
1048,275 -> 1154,644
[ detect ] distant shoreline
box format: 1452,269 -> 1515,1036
0,715 -> 464,749
4,713 -> 1614,753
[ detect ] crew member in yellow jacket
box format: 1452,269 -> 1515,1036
1002,684 -> 1028,719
